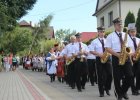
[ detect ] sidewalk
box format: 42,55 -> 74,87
0,69 -> 51,100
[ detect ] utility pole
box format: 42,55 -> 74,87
119,0 -> 121,17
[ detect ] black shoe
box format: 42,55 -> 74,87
91,83 -> 95,86
78,89 -> 82,92
106,90 -> 110,96
71,86 -> 75,89
117,96 -> 123,100
123,93 -> 129,100
99,94 -> 104,97
132,91 -> 140,96
82,86 -> 85,89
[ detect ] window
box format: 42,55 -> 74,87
108,11 -> 113,27
100,17 -> 104,26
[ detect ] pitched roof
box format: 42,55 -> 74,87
80,32 -> 97,42
93,0 -> 113,16
19,20 -> 31,26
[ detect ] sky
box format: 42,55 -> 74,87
20,0 -> 97,32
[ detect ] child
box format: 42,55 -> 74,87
46,48 -> 57,82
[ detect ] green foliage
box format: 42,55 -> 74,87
123,27 -> 127,32
105,31 -> 113,38
36,14 -> 53,40
0,27 -> 33,54
29,14 -> 54,54
124,11 -> 135,27
0,0 -> 37,33
55,29 -> 76,42
136,8 -> 140,37
39,39 -> 57,54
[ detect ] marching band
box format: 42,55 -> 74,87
16,17 -> 140,100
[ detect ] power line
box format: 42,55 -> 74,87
27,0 -> 93,16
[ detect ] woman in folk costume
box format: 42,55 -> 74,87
4,55 -> 10,72
25,56 -> 31,69
32,55 -> 38,71
46,48 -> 58,82
37,54 -> 44,72
56,45 -> 65,83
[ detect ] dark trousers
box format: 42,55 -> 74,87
131,61 -> 140,92
49,74 -> 55,82
67,61 -> 76,88
75,58 -> 88,90
96,57 -> 112,95
87,59 -> 96,85
112,55 -> 133,97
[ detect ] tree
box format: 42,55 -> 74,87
35,14 -> 53,40
29,14 -> 53,53
124,11 -> 135,27
0,27 -> 33,54
0,0 -> 37,33
39,39 -> 57,54
55,29 -> 76,42
136,8 -> 140,36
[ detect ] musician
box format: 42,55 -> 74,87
87,42 -> 96,86
127,23 -> 140,95
90,26 -> 112,97
74,33 -> 89,92
63,35 -> 77,89
105,18 -> 133,100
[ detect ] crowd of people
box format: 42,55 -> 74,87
1,17 -> 140,100
0,54 -> 20,72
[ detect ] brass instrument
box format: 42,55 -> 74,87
66,54 -> 75,65
119,32 -> 132,65
101,48 -> 111,63
134,42 -> 140,61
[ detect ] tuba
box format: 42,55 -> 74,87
119,32 -> 132,65
101,48 -> 111,63
133,42 -> 140,61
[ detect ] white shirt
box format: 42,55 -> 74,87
63,43 -> 77,57
87,45 -> 96,59
105,31 -> 128,52
127,35 -> 140,53
59,49 -> 65,57
74,42 -> 89,58
90,38 -> 106,54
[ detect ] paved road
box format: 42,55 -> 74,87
19,67 -> 140,100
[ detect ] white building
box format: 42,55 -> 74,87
93,0 -> 140,31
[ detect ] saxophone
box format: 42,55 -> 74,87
66,54 -> 75,65
133,42 -> 140,61
101,48 -> 111,63
119,32 -> 132,65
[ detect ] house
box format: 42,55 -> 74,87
93,0 -> 140,31
19,20 -> 55,39
19,20 -> 32,27
80,32 -> 97,42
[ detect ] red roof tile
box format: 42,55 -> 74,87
80,32 -> 97,42
19,20 -> 31,27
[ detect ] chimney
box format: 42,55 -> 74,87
30,21 -> 32,26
